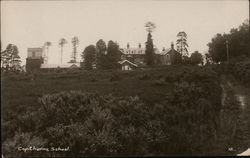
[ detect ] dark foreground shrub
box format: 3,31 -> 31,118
2,66 -> 223,156
228,60 -> 250,86
3,87 -> 222,156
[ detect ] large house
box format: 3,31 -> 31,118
120,43 -> 160,67
156,43 -> 181,65
26,42 -> 180,72
120,42 -> 179,68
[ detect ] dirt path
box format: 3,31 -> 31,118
220,74 -> 250,155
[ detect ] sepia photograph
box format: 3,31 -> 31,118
1,0 -> 250,157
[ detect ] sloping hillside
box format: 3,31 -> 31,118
2,65 -> 224,156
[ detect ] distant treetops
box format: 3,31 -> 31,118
81,21 -> 204,69
82,40 -> 122,70
207,19 -> 249,63
5,19 -> 247,73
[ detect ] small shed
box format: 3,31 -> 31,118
118,59 -> 138,71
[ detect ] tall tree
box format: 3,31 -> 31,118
82,45 -> 96,70
44,41 -> 52,64
59,38 -> 67,64
71,36 -> 79,63
176,31 -> 189,57
190,51 -> 203,65
1,44 -> 21,71
96,39 -> 107,70
207,33 -> 227,63
106,40 -> 121,69
145,21 -> 156,66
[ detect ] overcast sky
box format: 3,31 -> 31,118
1,0 -> 249,65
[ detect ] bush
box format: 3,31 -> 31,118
2,65 -> 224,156
152,78 -> 167,86
3,84 -> 222,156
138,74 -> 151,80
228,60 -> 250,86
110,73 -> 121,82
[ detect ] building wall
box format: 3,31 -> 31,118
161,54 -> 171,65
157,49 -> 180,65
26,58 -> 44,72
122,48 -> 145,55
27,48 -> 43,59
121,64 -> 133,71
119,61 -> 137,71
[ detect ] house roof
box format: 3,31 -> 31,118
121,47 -> 160,55
41,63 -> 80,69
159,48 -> 179,55
27,48 -> 43,52
118,59 -> 138,67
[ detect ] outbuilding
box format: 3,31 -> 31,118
118,59 -> 138,71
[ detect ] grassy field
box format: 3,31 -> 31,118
2,66 -> 183,111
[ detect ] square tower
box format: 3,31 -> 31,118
26,48 -> 44,72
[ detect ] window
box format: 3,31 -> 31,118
32,52 -> 36,57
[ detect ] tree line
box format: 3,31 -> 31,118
1,19 -> 248,73
82,40 -> 122,70
207,19 -> 249,63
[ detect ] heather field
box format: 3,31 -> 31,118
3,65 -> 249,156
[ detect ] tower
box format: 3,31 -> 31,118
26,48 -> 44,72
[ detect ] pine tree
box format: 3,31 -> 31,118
71,37 -> 79,63
145,22 -> 156,66
145,32 -> 154,65
176,31 -> 189,57
59,38 -> 67,64
1,44 -> 21,71
43,41 -> 52,64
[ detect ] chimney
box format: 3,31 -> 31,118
171,42 -> 174,49
138,43 -> 141,48
127,43 -> 130,49
162,47 -> 166,51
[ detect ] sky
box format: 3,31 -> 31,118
1,0 -> 249,65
